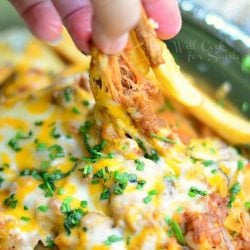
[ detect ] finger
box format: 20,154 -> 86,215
9,0 -> 62,43
142,0 -> 182,39
52,0 -> 93,53
91,0 -> 141,54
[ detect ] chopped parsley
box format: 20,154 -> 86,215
16,131 -> 33,139
176,206 -> 184,213
37,205 -> 49,212
20,163 -> 77,197
100,188 -> 110,200
136,180 -> 146,190
60,196 -> 85,235
104,234 -> 123,245
36,143 -> 47,152
237,160 -> 245,170
58,188 -> 65,195
34,121 -> 44,126
72,107 -> 81,114
113,171 -> 137,195
135,159 -> 145,171
245,201 -> 250,209
80,200 -> 88,208
188,186 -> 207,198
144,149 -> 159,162
46,236 -> 55,247
165,216 -> 186,245
50,127 -> 61,139
20,216 -> 31,222
228,182 -> 241,208
63,88 -> 73,102
0,175 -> 4,187
143,196 -> 152,204
202,160 -> 214,167
61,197 -> 73,213
79,165 -> 93,177
151,133 -> 176,144
143,189 -> 159,204
136,138 -> 160,163
80,121 -> 113,163
69,156 -> 79,162
8,139 -> 22,152
41,160 -> 50,171
148,189 -> 158,196
48,144 -> 65,160
23,205 -> 29,210
8,131 -> 33,151
82,100 -> 90,107
3,194 -> 18,208
211,169 -> 218,174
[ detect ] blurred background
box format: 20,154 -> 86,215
0,0 -> 249,117
186,0 -> 250,34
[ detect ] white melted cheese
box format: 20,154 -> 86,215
0,86 -> 249,250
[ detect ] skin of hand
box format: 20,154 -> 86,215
9,0 -> 181,55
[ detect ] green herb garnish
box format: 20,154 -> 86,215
245,201 -> 250,209
34,121 -> 44,126
135,159 -> 145,171
72,107 -> 81,114
165,216 -> 186,245
100,188 -> 110,200
136,180 -> 146,190
237,160 -> 245,170
79,165 -> 93,177
3,194 -> 18,208
63,208 -> 84,235
151,133 -> 176,144
36,143 -> 47,152
202,160 -> 214,167
63,88 -> 73,102
80,121 -> 112,163
82,100 -> 90,107
135,138 -> 160,162
20,163 -> 77,197
104,234 -> 123,245
50,127 -> 61,139
48,144 -> 65,160
46,236 -> 55,247
38,205 -> 49,212
143,196 -> 152,204
80,200 -> 88,208
188,186 -> 207,198
60,196 -> 85,235
20,216 -> 30,222
228,182 -> 241,208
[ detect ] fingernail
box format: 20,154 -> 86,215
46,36 -> 63,46
94,33 -> 129,55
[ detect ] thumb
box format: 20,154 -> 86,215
91,0 -> 141,54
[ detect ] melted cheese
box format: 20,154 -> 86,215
0,30 -> 249,250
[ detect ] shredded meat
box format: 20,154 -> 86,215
234,212 -> 250,250
208,193 -> 228,224
90,48 -> 165,135
118,55 -> 165,134
134,11 -> 164,67
184,194 -> 231,248
235,238 -> 250,250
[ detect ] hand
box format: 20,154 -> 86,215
9,0 -> 181,55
